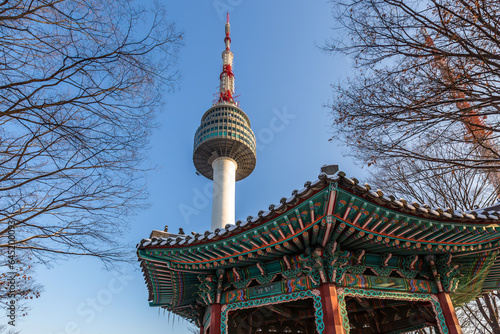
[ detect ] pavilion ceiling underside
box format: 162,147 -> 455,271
480,256 -> 500,291
140,260 -> 199,308
345,298 -> 436,334
139,243 -> 495,316
137,173 -> 500,316
226,299 -> 317,334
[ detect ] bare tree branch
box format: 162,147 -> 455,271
326,0 -> 500,181
0,0 -> 181,267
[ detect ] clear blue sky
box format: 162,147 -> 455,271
11,1 -> 366,333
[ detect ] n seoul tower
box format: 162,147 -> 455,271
193,14 -> 257,231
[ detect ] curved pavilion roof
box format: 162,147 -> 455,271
137,171 -> 500,321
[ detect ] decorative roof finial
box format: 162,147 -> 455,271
219,12 -> 235,103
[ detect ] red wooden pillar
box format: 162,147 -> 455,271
209,303 -> 222,334
320,284 -> 346,334
437,292 -> 462,334
199,326 -> 204,334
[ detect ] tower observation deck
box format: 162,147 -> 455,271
193,14 -> 256,231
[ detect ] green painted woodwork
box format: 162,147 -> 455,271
336,288 -> 448,334
220,289 -> 324,334
452,251 -> 498,306
221,276 -> 314,304
341,274 -> 438,293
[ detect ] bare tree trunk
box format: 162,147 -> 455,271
480,293 -> 500,333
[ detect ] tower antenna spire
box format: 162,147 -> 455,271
219,12 -> 235,103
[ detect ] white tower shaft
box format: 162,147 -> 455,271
211,157 -> 236,230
